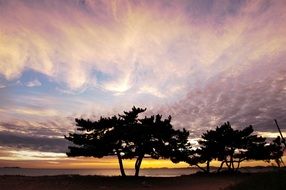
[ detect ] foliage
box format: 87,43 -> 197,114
186,122 -> 284,173
265,136 -> 285,167
65,106 -> 190,177
65,107 -> 284,176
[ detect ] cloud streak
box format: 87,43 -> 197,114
0,0 -> 284,95
0,131 -> 69,153
25,79 -> 42,87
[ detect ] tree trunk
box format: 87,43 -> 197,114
230,156 -> 235,172
135,154 -> 144,177
206,160 -> 210,173
195,164 -> 207,173
235,161 -> 241,172
274,119 -> 286,147
275,158 -> 281,168
225,160 -> 231,171
217,161 -> 225,173
116,151 -> 126,177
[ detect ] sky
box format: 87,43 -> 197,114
0,0 -> 286,169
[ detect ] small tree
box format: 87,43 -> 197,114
186,132 -> 220,173
266,136 -> 285,167
186,122 -> 270,173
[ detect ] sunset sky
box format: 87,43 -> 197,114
0,0 -> 285,169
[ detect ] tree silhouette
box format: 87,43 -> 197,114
266,136 -> 285,167
65,115 -> 130,176
185,122 -> 278,173
130,114 -> 190,176
274,119 -> 286,147
65,106 -> 190,177
187,138 -> 219,173
66,110 -> 284,176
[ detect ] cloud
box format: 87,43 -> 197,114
0,0 -> 285,156
24,79 -> 42,87
0,118 -> 74,140
0,105 -> 63,122
0,0 -> 283,97
159,67 -> 286,136
14,107 -> 58,117
0,116 -> 74,155
256,131 -> 286,139
0,131 -> 69,153
0,148 -> 66,161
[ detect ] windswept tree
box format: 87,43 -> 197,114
272,119 -> 286,166
266,136 -> 285,167
130,114 -> 190,176
186,136 -> 219,173
65,107 -> 146,177
65,106 -> 190,177
186,122 -> 275,173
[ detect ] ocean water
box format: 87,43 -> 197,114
0,168 -> 198,177
0,167 -> 280,177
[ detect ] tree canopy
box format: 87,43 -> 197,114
184,122 -> 284,173
65,108 -> 284,176
65,106 -> 190,177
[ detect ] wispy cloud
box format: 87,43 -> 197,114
0,0 -> 283,96
161,70 -> 286,135
0,130 -> 69,153
25,79 -> 42,87
0,148 -> 66,161
14,107 -> 58,117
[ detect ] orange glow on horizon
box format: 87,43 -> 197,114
1,156 -> 285,169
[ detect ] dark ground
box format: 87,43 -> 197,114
0,171 -> 285,190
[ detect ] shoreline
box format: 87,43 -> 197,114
0,166 -> 284,177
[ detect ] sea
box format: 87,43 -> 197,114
0,167 -> 281,177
